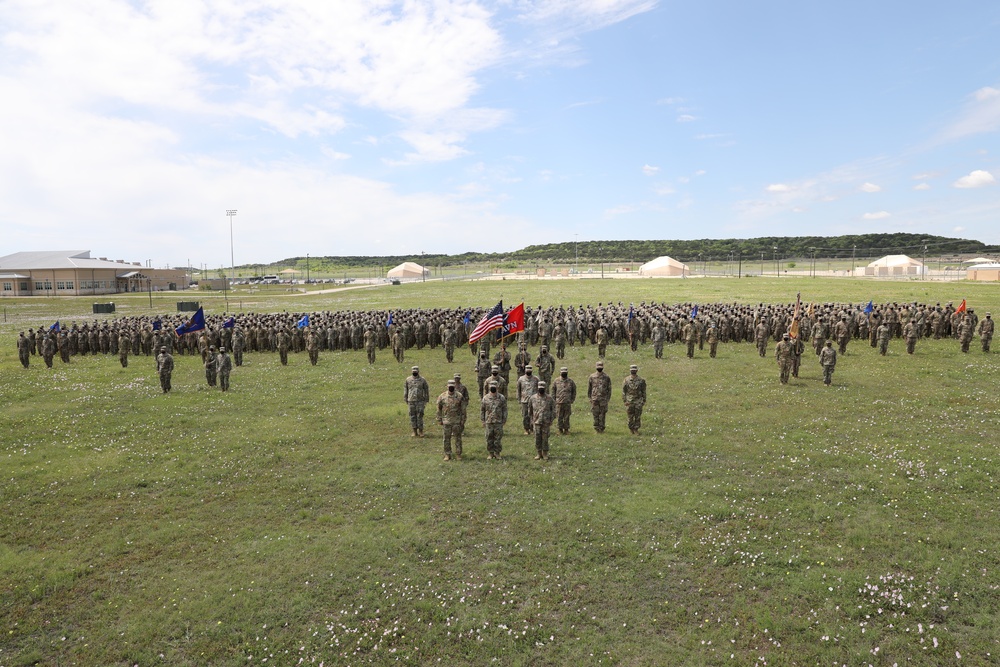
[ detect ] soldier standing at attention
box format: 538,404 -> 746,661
17,332 -> 31,368
118,330 -> 131,368
475,349 -> 492,398
481,380 -> 508,460
876,320 -> 891,356
587,361 -> 612,433
651,320 -> 665,359
528,381 -> 556,460
156,346 -> 174,393
363,326 -> 376,365
436,379 -> 466,460
205,346 -> 218,387
553,366 -> 577,435
683,318 -> 698,358
41,333 -> 56,368
405,366 -> 430,437
707,322 -> 719,358
622,364 -> 647,434
978,313 -> 994,353
492,345 -> 512,384
958,315 -> 975,353
775,333 -> 794,384
596,324 -> 609,358
755,320 -> 769,357
903,319 -> 919,355
819,340 -> 837,386
443,326 -> 457,363
277,329 -> 290,365
535,345 -> 556,387
513,342 -> 531,380
488,365 -> 508,398
516,364 -> 539,435
217,347 -> 233,391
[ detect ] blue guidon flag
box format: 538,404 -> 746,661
222,317 -> 235,329
296,314 -> 310,329
49,321 -> 60,332
175,307 -> 206,336
386,312 -> 394,329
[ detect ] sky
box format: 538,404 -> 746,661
2,0 -> 999,269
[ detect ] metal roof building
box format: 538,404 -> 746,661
0,250 -> 190,297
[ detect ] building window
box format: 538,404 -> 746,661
44,281 -> 52,290
57,281 -> 66,290
2,282 -> 11,291
19,282 -> 27,291
65,281 -> 74,290
35,282 -> 43,290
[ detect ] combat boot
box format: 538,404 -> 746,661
412,429 -> 418,437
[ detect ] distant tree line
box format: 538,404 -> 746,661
246,233 -> 998,272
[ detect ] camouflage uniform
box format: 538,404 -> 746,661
156,347 -> 174,393
903,321 -> 918,355
528,383 -> 556,460
516,367 -> 539,434
621,366 -> 647,434
774,334 -> 794,384
978,314 -> 994,353
205,347 -> 218,386
553,368 -> 577,435
534,347 -> 556,386
819,341 -> 837,386
480,381 -> 508,459
586,363 -> 612,433
17,332 -> 31,368
216,348 -> 233,391
436,382 -> 466,460
42,334 -> 56,368
363,328 -> 376,365
404,367 -> 430,436
876,323 -> 890,356
958,317 -> 974,353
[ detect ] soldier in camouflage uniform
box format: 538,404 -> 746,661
41,333 -> 56,368
876,321 -> 891,356
453,372 -> 470,446
651,320 -> 665,359
481,379 -> 508,459
363,326 -> 376,365
488,365 -> 508,398
553,366 -> 577,435
535,345 -> 556,387
475,350 -> 492,398
443,326 -> 457,363
596,324 -> 609,358
118,330 -> 131,368
774,333 -> 794,384
436,380 -> 466,460
156,346 -> 174,393
528,381 -> 556,460
205,346 -> 218,387
622,364 -> 647,434
819,340 -> 837,386
958,315 -> 975,353
903,319 -> 918,355
978,313 -> 994,353
516,365 -> 539,435
17,332 -> 31,368
216,347 -> 233,391
404,366 -> 430,437
586,361 -> 611,433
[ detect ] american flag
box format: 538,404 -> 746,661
468,301 -> 504,344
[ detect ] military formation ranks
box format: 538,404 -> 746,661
12,298 -> 992,460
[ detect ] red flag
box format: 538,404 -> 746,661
504,303 -> 525,337
955,299 -> 967,314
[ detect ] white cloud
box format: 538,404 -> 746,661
953,169 -> 996,188
652,184 -> 675,196
676,114 -> 696,123
766,183 -> 792,193
859,182 -> 882,193
604,203 -> 641,219
694,169 -> 707,176
913,183 -> 930,191
642,164 -> 660,176
954,226 -> 966,233
863,211 -> 891,220
936,86 -> 1000,143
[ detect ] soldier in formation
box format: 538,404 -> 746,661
819,340 -> 837,386
17,332 -> 31,368
774,333 -> 794,384
528,381 -> 556,460
436,379 -> 466,460
553,366 -> 576,435
217,347 -> 233,391
622,364 -> 647,434
404,366 -> 430,437
978,313 -> 994,353
516,364 -> 539,435
587,361 -> 611,433
156,346 -> 174,393
481,379 -> 507,459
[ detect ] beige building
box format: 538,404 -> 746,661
638,255 -> 690,277
966,263 -> 1000,282
386,261 -> 430,280
0,250 -> 190,297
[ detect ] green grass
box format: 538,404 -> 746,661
2,278 -> 1000,666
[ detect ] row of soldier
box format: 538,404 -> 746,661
15,299 -> 993,372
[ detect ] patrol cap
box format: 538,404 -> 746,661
411,366 -> 419,372
454,372 -> 461,378
492,365 -> 500,372
160,346 -> 167,352
525,364 -> 533,371
629,364 -> 638,371
541,345 -> 548,351
560,367 -> 568,373
447,379 -> 456,386
488,380 -> 498,388
537,381 -> 546,388
595,361 -> 604,369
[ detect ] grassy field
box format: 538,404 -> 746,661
2,278 -> 1000,666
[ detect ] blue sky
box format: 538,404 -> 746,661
2,0 -> 998,268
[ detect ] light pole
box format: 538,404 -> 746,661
773,246 -> 778,276
851,245 -> 857,276
575,233 -> 579,273
306,253 -> 310,284
760,252 -> 764,276
811,248 -> 816,278
226,209 -> 237,311
600,246 -> 604,279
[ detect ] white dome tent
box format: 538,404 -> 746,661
386,261 -> 430,280
638,256 -> 690,277
861,254 -> 926,277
